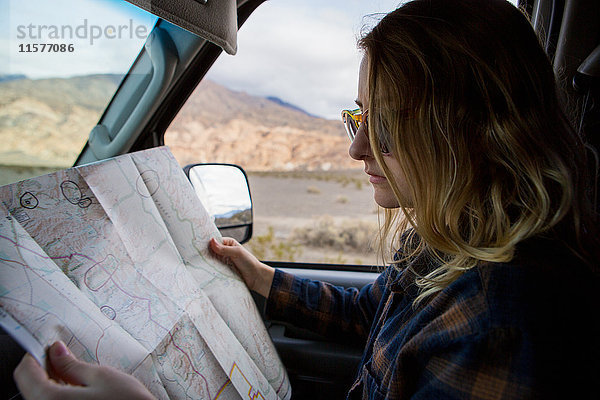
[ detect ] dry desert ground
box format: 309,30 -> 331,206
246,171 -> 385,266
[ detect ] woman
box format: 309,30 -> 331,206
14,0 -> 600,398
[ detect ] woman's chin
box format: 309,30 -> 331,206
373,191 -> 400,209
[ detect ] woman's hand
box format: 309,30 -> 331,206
209,237 -> 275,298
13,341 -> 155,400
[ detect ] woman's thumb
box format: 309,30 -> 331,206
209,237 -> 225,254
48,341 -> 94,386
210,237 -> 238,255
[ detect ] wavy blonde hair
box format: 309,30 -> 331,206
360,0 -> 598,304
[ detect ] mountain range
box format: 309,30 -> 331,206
0,74 -> 361,171
0,74 -> 123,166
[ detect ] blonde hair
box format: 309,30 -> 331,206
360,0 -> 598,304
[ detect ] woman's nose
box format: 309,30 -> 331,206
348,123 -> 371,160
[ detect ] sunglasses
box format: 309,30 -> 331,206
341,108 -> 390,154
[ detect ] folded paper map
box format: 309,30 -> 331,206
0,146 -> 291,400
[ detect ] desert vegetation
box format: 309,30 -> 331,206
242,170 -> 383,265
291,216 -> 378,254
247,226 -> 304,262
249,170 -> 365,189
246,216 -> 380,264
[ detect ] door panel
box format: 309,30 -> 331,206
261,263 -> 379,398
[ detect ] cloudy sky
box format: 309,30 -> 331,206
1,0 -> 156,80
205,0 -> 405,119
1,0 -> 518,120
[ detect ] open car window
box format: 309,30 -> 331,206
163,0 -> 523,267
163,0 -> 404,266
165,0 -> 522,266
0,0 -> 157,185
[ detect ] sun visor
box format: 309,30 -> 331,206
125,0 -> 238,55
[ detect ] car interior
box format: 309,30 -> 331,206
2,0 -> 599,398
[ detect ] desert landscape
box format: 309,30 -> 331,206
0,74 -> 384,265
246,171 -> 383,265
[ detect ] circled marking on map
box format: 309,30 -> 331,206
60,181 -> 92,208
78,198 -> 92,208
100,305 -> 117,320
60,181 -> 82,204
84,255 -> 119,292
20,192 -> 39,209
136,170 -> 160,197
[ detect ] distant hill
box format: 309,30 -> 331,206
168,79 -> 344,136
0,74 -> 123,167
167,79 -> 359,171
266,96 -> 313,116
0,74 -> 28,82
0,74 -> 360,171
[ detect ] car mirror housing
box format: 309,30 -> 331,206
184,163 -> 253,244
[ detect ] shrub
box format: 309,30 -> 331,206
291,216 -> 378,253
323,252 -> 347,264
246,226 -> 303,262
336,195 -> 349,204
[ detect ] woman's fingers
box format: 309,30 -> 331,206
46,341 -> 94,386
209,237 -> 258,285
14,341 -> 95,399
14,342 -> 157,400
209,238 -> 247,268
220,237 -> 239,247
210,237 -> 241,255
209,237 -> 225,254
209,237 -> 235,265
14,351 -> 89,400
207,237 -> 273,297
14,353 -> 53,400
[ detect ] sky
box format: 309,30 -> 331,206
205,0 -> 405,119
189,165 -> 251,218
1,0 -> 518,120
0,0 -> 156,80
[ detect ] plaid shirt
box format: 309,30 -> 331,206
266,238 -> 600,399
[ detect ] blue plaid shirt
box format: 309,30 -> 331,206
266,238 -> 600,399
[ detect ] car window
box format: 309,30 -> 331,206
0,0 -> 157,186
164,0 -> 403,266
164,0 -> 521,265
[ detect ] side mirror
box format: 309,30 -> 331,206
184,163 -> 253,244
